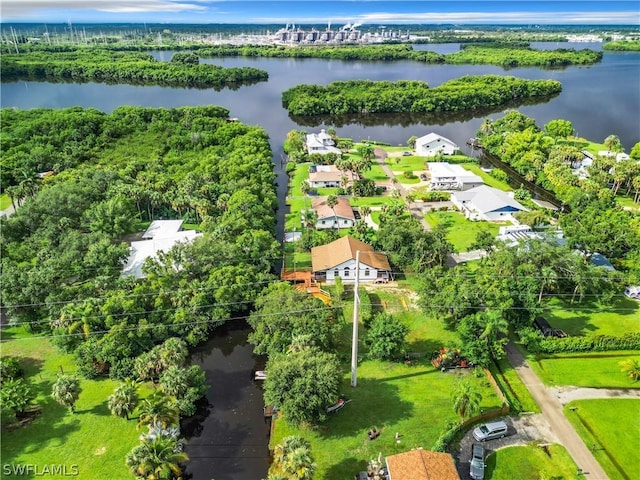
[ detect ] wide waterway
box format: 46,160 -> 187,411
2,43 -> 639,479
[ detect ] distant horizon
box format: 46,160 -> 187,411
2,1 -> 639,26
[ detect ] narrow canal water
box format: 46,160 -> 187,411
180,321 -> 269,480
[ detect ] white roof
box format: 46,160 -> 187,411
416,133 -> 458,147
428,163 -> 483,184
122,220 -> 201,278
454,185 -> 527,214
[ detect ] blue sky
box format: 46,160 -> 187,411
2,1 -> 639,25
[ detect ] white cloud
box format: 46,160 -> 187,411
253,10 -> 638,25
2,0 -> 207,18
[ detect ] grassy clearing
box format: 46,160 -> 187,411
270,292 -> 503,478
385,155 -> 425,173
526,351 -> 640,388
484,443 -> 578,480
545,297 -> 640,337
565,399 -> 640,480
424,211 -> 502,251
1,329 -> 154,480
0,193 -> 13,210
363,164 -> 390,182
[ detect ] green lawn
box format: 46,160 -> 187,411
270,293 -> 504,479
565,399 -> 640,480
490,356 -> 540,413
545,297 -> 640,337
485,444 -> 578,480
0,193 -> 12,210
526,350 -> 640,388
386,155 -> 425,173
1,329 -> 154,480
461,163 -> 511,191
424,211 -> 503,251
363,164 -> 390,182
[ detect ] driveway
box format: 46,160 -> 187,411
455,414 -> 558,480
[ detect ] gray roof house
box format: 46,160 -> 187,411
451,185 -> 527,221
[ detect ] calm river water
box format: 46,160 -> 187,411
2,43 -> 639,480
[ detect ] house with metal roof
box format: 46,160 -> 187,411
427,162 -> 484,191
311,235 -> 391,283
415,133 -> 459,157
307,164 -> 354,188
451,185 -> 527,222
122,220 -> 201,279
306,129 -> 342,155
385,448 -> 460,480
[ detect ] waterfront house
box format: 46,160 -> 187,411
385,448 -> 460,480
427,162 -> 484,191
311,196 -> 356,229
451,185 -> 527,221
306,129 -> 342,155
307,164 -> 355,188
415,133 -> 458,157
311,235 -> 391,283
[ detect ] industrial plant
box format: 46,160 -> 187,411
272,23 -> 411,44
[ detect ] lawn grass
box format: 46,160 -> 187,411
461,163 -> 512,191
270,292 -> 503,478
484,443 -> 579,480
363,164 -> 390,182
0,193 -> 12,210
490,356 -> 540,413
350,196 -> 397,208
385,155 -> 425,172
565,399 -> 640,480
526,350 -> 640,388
424,211 -> 503,251
545,297 -> 640,337
1,329 -> 154,480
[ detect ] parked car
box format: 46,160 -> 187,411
402,151 -> 412,156
533,316 -> 567,338
470,443 -> 486,480
472,420 -> 508,441
624,286 -> 640,300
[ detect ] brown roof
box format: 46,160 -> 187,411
311,235 -> 391,272
308,166 -> 354,183
311,196 -> 355,221
386,449 -> 460,480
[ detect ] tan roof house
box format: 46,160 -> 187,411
311,235 -> 391,283
386,448 -> 460,480
311,196 -> 356,229
307,164 -> 355,188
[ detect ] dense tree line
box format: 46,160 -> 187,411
0,106 -> 279,380
195,43 -> 601,68
447,44 -> 602,68
602,40 -> 640,51
0,49 -> 268,89
477,110 -> 640,209
281,76 -> 562,116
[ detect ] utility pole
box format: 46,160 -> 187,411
351,250 -> 360,387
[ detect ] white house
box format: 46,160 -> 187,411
427,162 -> 484,191
122,220 -> 201,278
311,236 -> 392,283
495,225 -> 542,246
307,165 -> 354,188
311,196 -> 355,229
451,185 -> 527,221
306,129 -> 342,155
415,133 -> 458,157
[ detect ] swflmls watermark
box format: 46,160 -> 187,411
2,464 -> 79,476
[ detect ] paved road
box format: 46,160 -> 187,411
550,386 -> 640,404
505,341 -> 610,479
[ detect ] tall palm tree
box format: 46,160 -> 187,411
137,392 -> 180,430
360,206 -> 372,219
452,379 -> 482,421
604,134 -> 622,154
271,436 -> 316,480
325,195 -> 339,230
126,434 -> 189,480
51,375 -> 82,413
108,379 -> 139,420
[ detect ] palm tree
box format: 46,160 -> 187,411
137,392 -> 180,430
452,379 -> 482,421
407,135 -> 418,149
326,195 -> 339,230
361,206 -> 372,219
271,436 -> 316,480
479,118 -> 493,136
619,359 -> 640,382
126,434 -> 189,480
538,266 -> 558,303
51,375 -> 82,413
604,134 -> 622,154
108,378 -> 138,420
